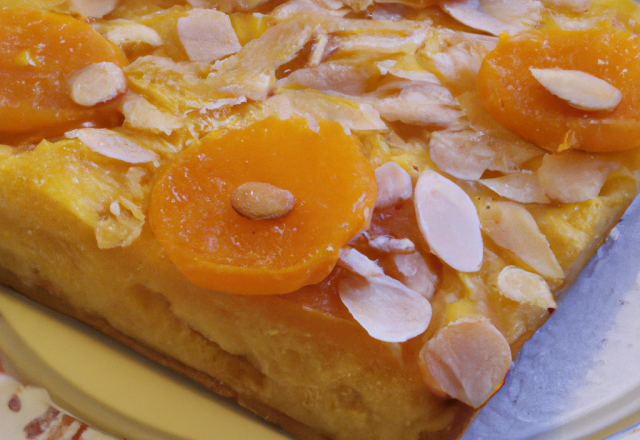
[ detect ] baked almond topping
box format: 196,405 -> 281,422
414,170 -> 483,272
230,182 -> 295,221
70,128 -> 159,165
497,265 -> 557,309
419,317 -> 512,408
96,20 -> 163,50
480,200 -> 564,280
537,151 -> 619,203
529,68 -> 622,111
393,251 -> 438,300
69,0 -> 118,18
177,9 -> 242,63
440,0 -> 530,36
373,162 -> 413,210
70,62 -> 127,107
480,172 -> 551,204
338,271 -> 432,343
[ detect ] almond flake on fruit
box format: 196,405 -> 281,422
440,0 -> 528,36
338,272 -> 432,343
419,317 -> 511,408
497,265 -> 557,309
414,170 -> 483,272
537,152 -> 619,203
70,62 -> 127,107
393,252 -> 438,299
70,129 -> 159,165
178,9 -> 241,63
374,162 -> 413,210
338,247 -> 385,278
122,94 -> 184,136
480,200 -> 564,280
368,235 -> 416,254
70,0 -> 118,17
529,68 -> 622,111
230,182 -> 295,220
480,172 -> 551,204
96,20 -> 163,50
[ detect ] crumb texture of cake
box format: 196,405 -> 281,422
0,1 -> 639,440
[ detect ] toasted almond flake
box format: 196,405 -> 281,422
70,62 -> 127,107
338,272 -> 432,342
268,88 -> 386,132
419,317 -> 511,407
497,265 -> 557,309
374,162 -> 413,210
230,182 -> 295,220
393,251 -> 438,299
70,0 -> 118,17
70,129 -> 159,165
480,172 -> 551,204
204,22 -> 313,101
360,81 -> 464,127
97,20 -> 163,49
422,31 -> 498,95
122,94 -> 183,136
440,0 -> 524,35
338,246 -> 385,278
537,152 -> 619,203
178,9 -> 242,63
529,68 -> 622,111
429,129 -> 543,180
480,200 -> 564,280
277,63 -> 374,96
414,170 -> 483,272
368,235 -> 416,254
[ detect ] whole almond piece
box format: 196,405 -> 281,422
231,182 -> 295,220
529,68 -> 622,111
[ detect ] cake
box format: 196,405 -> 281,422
0,1 -> 639,439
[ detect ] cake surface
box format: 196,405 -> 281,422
0,1 -> 640,439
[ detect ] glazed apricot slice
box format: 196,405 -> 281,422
149,117 -> 377,295
477,30 -> 640,152
0,8 -> 127,135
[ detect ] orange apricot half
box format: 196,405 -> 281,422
149,117 -> 377,295
477,30 -> 640,153
0,8 -> 127,135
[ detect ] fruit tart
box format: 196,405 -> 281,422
0,0 -> 640,439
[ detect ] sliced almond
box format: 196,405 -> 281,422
338,246 -> 385,278
70,0 -> 118,17
277,63 -> 374,96
368,235 -> 416,254
537,152 -> 619,203
414,170 -> 483,272
374,162 -> 413,210
338,272 -> 432,343
419,317 -> 511,408
529,68 -> 622,111
70,62 -> 127,107
480,172 -> 551,204
70,129 -> 159,165
393,251 -> 438,299
230,182 -> 295,221
97,20 -> 163,50
440,0 -> 524,36
480,200 -> 564,280
177,9 -> 242,63
497,265 -> 557,309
